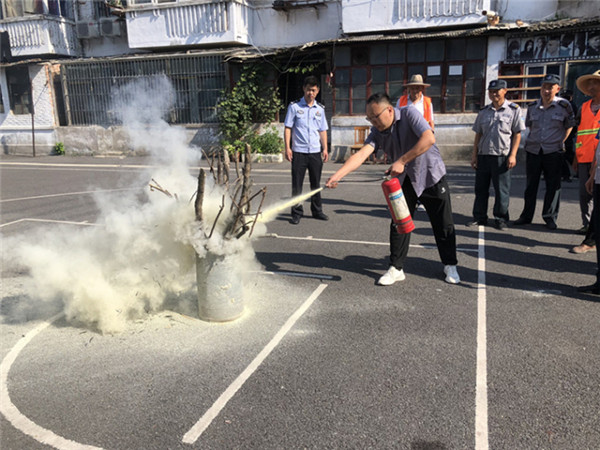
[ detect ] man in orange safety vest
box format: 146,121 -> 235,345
396,74 -> 435,131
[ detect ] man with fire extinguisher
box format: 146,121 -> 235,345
325,92 -> 460,285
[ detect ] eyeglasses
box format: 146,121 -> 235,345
366,107 -> 390,124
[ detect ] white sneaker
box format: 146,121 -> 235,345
444,265 -> 460,284
378,266 -> 406,285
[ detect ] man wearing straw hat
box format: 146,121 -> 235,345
571,70 -> 600,254
396,74 -> 435,130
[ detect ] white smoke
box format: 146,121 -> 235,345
5,75 -> 263,334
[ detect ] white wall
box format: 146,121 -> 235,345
252,3 -> 341,47
0,65 -> 58,155
341,0 -> 489,34
495,0 -> 589,21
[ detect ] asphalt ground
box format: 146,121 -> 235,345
1,155 -> 599,449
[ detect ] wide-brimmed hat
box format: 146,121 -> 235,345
576,70 -> 600,96
404,74 -> 431,87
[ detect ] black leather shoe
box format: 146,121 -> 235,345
513,217 -> 531,226
466,220 -> 487,227
577,284 -> 600,295
313,212 -> 329,221
545,221 -> 557,230
290,216 -> 300,225
494,220 -> 508,230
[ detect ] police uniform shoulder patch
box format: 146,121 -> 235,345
558,99 -> 572,112
317,101 -> 325,109
509,102 -> 519,109
289,99 -> 299,107
527,100 -> 537,107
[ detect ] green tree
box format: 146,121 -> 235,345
217,65 -> 282,155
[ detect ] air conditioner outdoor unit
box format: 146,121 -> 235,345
99,18 -> 121,37
76,22 -> 100,39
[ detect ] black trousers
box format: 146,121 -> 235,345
594,184 -> 600,285
519,150 -> 562,224
291,152 -> 323,218
473,154 -> 511,223
390,176 -> 458,270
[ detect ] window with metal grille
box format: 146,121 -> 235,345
333,37 -> 487,115
60,54 -> 227,126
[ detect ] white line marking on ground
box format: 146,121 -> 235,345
475,226 -> 489,450
0,188 -> 138,203
263,233 -> 479,253
0,314 -> 103,450
182,283 -> 328,444
0,218 -> 100,229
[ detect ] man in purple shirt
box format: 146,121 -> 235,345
325,92 -> 460,285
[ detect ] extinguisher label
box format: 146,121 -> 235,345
388,191 -> 408,219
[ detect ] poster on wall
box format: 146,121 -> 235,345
506,29 -> 600,61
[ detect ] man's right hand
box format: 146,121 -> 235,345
325,177 -> 339,188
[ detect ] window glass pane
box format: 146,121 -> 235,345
4,0 -> 24,16
389,66 -> 404,83
465,96 -> 481,112
370,44 -> 387,65
352,84 -> 366,99
336,100 -> 349,115
334,85 -> 349,101
426,71 -> 442,97
371,83 -> 385,95
445,73 -> 463,112
466,38 -> 486,59
389,82 -> 403,101
335,47 -> 351,66
466,63 -> 483,79
426,41 -> 444,61
351,47 -> 369,66
389,66 -> 404,100
407,42 -> 425,62
352,68 -> 367,85
446,96 -> 462,112
408,65 -> 425,78
372,67 -> 386,83
336,68 -> 350,85
7,66 -> 31,115
353,99 -> 366,114
388,43 -> 405,64
447,39 -> 466,60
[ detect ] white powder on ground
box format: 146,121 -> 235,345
3,76 -> 265,334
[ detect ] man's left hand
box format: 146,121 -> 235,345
507,155 -> 517,169
322,150 -> 329,163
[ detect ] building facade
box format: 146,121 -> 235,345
1,0 -> 599,157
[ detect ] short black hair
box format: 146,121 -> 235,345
367,92 -> 393,107
303,75 -> 320,88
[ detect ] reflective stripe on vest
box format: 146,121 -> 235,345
398,95 -> 433,124
575,100 -> 600,163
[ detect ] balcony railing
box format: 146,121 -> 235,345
126,0 -> 250,49
0,15 -> 80,58
342,0 -> 489,33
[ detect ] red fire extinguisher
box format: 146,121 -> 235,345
382,177 -> 415,234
